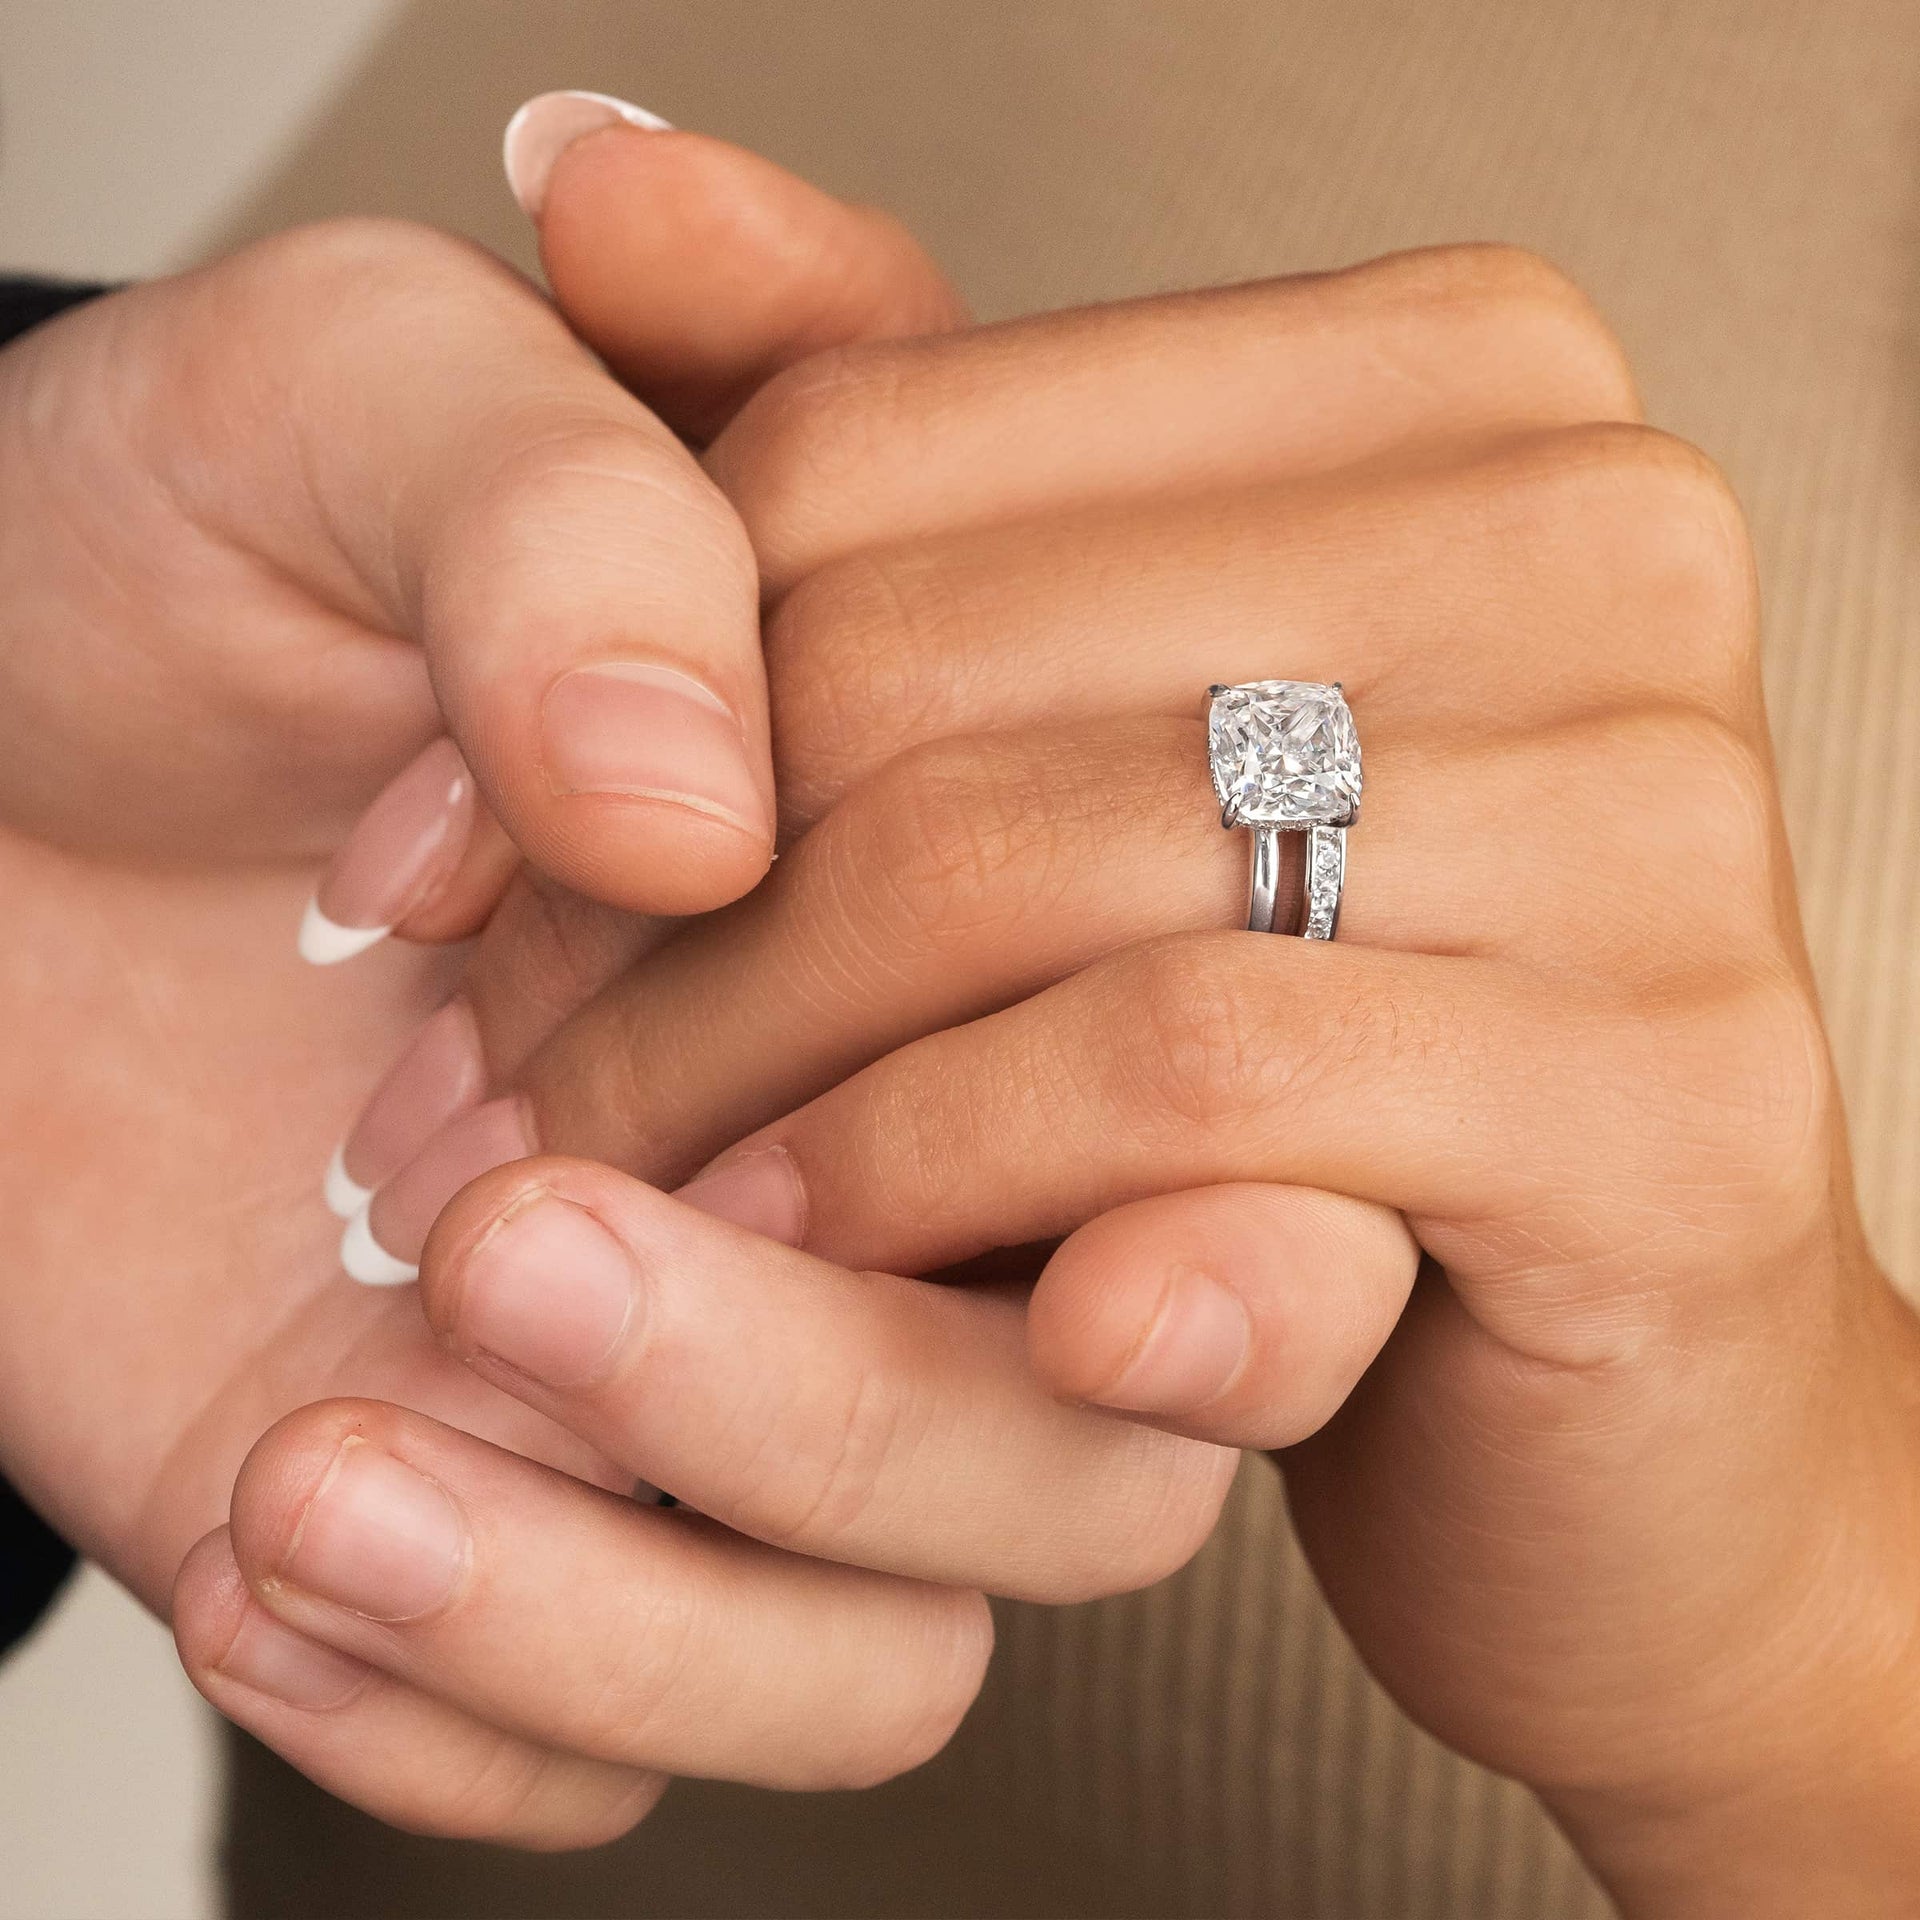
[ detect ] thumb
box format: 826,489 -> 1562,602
301,112 -> 965,972
1028,1185 -> 1420,1451
505,92 -> 968,442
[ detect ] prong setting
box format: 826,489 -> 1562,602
1206,679 -> 1362,830
1208,680 -> 1360,939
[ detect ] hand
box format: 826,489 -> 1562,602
393,254 -> 1920,1910
0,128 -> 1229,1848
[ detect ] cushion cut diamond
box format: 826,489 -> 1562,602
1208,680 -> 1362,827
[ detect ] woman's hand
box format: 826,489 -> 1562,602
379,256 -> 1920,1910
0,130 -> 1234,1848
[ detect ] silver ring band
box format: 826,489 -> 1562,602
1245,822 -> 1347,938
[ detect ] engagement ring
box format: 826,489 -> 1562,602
1206,679 -> 1361,939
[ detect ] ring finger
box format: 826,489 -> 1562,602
348,697 -> 1757,1278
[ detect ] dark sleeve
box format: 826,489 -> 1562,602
0,274 -> 111,1661
1,1477 -> 77,1656
0,275 -> 111,340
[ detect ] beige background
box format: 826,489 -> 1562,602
4,2 -> 1919,1916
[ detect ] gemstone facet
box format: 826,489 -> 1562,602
1207,680 -> 1362,828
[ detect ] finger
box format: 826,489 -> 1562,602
667,932 -> 1695,1325
296,738 -> 519,964
337,692 -> 1769,1265
409,1157 -> 1233,1600
223,1399 -> 994,1791
174,1528 -> 665,1848
511,101 -> 968,442
459,868 -> 668,1079
710,243 -> 1641,593
469,704 -> 1766,1201
762,425 -> 1753,821
1027,1186 -> 1420,1449
186,219 -> 771,917
323,872 -> 665,1215
305,119 -> 965,962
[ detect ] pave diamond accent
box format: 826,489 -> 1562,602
1302,824 -> 1346,940
1207,680 -> 1362,828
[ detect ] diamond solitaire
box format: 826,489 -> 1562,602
1207,679 -> 1361,828
1205,680 -> 1361,939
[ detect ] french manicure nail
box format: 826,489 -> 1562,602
323,1144 -> 372,1222
502,90 -> 672,220
327,1000 -> 486,1216
342,1098 -> 534,1287
450,1195 -> 636,1388
674,1145 -> 807,1247
280,1438 -> 466,1622
340,1206 -> 419,1288
1092,1265 -> 1252,1416
299,739 -> 474,966
217,1605 -> 371,1710
542,663 -> 768,838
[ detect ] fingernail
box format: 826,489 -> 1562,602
339,1206 -> 420,1288
342,1097 -> 534,1287
542,663 -> 768,838
674,1145 -> 807,1247
299,739 -> 474,966
323,1144 -> 372,1222
217,1604 -> 371,1710
1092,1265 -> 1252,1416
327,1000 -> 486,1216
503,90 -> 671,221
449,1195 -> 636,1388
280,1438 -> 466,1622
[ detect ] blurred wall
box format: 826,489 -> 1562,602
0,0 -> 396,278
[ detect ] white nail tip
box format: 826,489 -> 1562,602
549,89 -> 672,132
339,1207 -> 418,1288
298,899 -> 391,967
502,91 -> 673,218
323,1144 -> 373,1221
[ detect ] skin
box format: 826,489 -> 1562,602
369,253 -> 1920,1912
0,140 -> 1231,1845
7,124 -> 1912,1909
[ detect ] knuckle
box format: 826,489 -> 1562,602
737,1360 -> 928,1557
550,1577 -> 707,1767
157,218 -> 494,449
1603,707 -> 1782,913
1398,242 -> 1641,420
1113,935 -> 1282,1130
430,420 -> 753,631
520,1773 -> 666,1854
765,552 -> 928,821
1655,974 -> 1835,1237
827,736 -> 1052,960
473,874 -> 621,1039
208,221 -> 535,397
826,1592 -> 993,1791
418,1741 -> 646,1850
710,340 -> 907,580
1524,424 -> 1759,701
221,216 -> 480,306
1053,1440 -> 1240,1602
